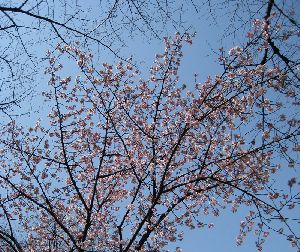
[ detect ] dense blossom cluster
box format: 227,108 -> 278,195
0,3 -> 299,252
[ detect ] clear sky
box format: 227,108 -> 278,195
0,1 -> 299,251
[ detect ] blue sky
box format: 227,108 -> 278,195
52,4 -> 298,251
72,2 -> 299,251
0,1 -> 299,251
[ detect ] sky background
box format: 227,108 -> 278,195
0,0 -> 299,251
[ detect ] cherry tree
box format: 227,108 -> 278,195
0,1 -> 299,251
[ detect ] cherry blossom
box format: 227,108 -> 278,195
0,2 -> 299,251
